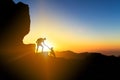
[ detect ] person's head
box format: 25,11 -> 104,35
43,38 -> 46,40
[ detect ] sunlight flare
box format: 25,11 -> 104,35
36,40 -> 53,53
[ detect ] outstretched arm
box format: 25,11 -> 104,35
43,42 -> 50,49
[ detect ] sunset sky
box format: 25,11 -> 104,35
14,0 -> 120,54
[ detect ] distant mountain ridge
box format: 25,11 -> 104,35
56,50 -> 120,59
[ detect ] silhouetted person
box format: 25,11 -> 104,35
36,37 -> 46,53
50,47 -> 56,57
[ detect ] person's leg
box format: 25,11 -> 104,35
53,53 -> 56,57
36,45 -> 39,53
41,45 -> 43,53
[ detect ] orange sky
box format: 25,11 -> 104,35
23,13 -> 120,53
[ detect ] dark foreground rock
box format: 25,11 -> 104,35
1,52 -> 120,80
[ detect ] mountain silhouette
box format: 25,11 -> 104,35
56,51 -> 91,59
0,0 -> 120,80
51,51 -> 120,80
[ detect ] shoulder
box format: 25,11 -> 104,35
38,38 -> 43,41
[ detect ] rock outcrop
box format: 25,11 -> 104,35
0,0 -> 34,53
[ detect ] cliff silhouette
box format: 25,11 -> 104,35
0,0 -> 35,53
0,0 -> 120,80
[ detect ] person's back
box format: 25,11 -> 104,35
36,38 -> 44,45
